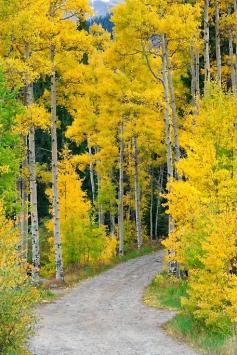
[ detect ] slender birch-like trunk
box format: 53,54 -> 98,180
97,172 -> 104,226
161,34 -> 174,188
20,137 -> 29,259
161,34 -> 178,275
110,211 -> 115,235
118,121 -> 124,256
233,0 -> 237,89
191,46 -> 200,119
155,196 -> 160,240
166,45 -> 181,164
228,8 -> 236,91
94,146 -> 104,226
195,49 -> 200,97
88,146 -> 95,204
25,45 -> 40,278
20,180 -> 29,258
29,124 -> 40,278
50,43 -> 64,281
109,171 -> 115,235
133,136 -> 142,249
155,166 -> 164,239
204,0 -> 211,86
150,168 -> 153,240
98,205 -> 104,226
190,46 -> 196,108
215,0 -> 222,84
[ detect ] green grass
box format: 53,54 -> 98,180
144,273 -> 187,310
166,314 -> 236,355
144,273 -> 236,354
38,287 -> 58,303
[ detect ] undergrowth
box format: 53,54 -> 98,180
144,273 -> 237,354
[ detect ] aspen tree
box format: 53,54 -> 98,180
166,46 -> 181,166
164,86 -> 237,328
50,34 -> 63,281
20,140 -> 29,259
68,9 -> 166,252
45,3 -> 64,281
0,0 -> 51,276
118,121 -> 124,255
155,165 -> 164,239
234,0 -> 237,86
112,0 -> 198,254
195,49 -> 200,96
190,44 -> 200,115
150,168 -> 154,239
161,34 -> 179,277
47,0 -> 91,280
88,146 -> 95,204
204,0 -> 211,84
190,46 -> 196,107
45,148 -> 117,269
24,45 -> 40,278
161,34 -> 174,233
228,7 -> 236,91
65,24 -> 113,228
97,170 -> 105,226
27,89 -> 40,277
110,211 -> 115,236
133,136 -> 142,249
215,0 -> 222,84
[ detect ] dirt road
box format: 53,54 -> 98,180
30,251 -> 196,355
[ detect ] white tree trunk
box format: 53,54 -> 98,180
110,211 -> 115,235
166,46 -> 181,165
228,16 -> 236,91
190,46 -> 196,108
88,146 -> 95,204
97,172 -> 104,226
20,137 -> 29,260
191,46 -> 200,118
98,205 -> 104,226
133,136 -> 142,249
195,48 -> 200,97
29,124 -> 40,279
155,166 -> 164,239
215,0 -> 222,84
161,34 -> 178,275
204,0 -> 211,86
118,121 -> 124,256
25,45 -> 40,279
161,34 -> 174,187
150,168 -> 153,240
234,0 -> 237,88
50,45 -> 64,281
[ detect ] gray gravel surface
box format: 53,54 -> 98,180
30,251 -> 197,355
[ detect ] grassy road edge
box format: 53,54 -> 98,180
143,273 -> 237,355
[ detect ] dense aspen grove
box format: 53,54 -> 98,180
0,0 -> 237,353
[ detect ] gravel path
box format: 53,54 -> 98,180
30,251 -> 196,355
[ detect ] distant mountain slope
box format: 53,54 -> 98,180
90,13 -> 114,33
91,0 -> 122,17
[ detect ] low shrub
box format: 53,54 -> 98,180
0,204 -> 38,354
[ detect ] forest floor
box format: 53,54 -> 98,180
29,251 -> 197,355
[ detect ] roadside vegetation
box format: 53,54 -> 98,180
41,242 -> 159,289
144,274 -> 237,355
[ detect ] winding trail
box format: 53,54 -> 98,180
30,251 -> 196,355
